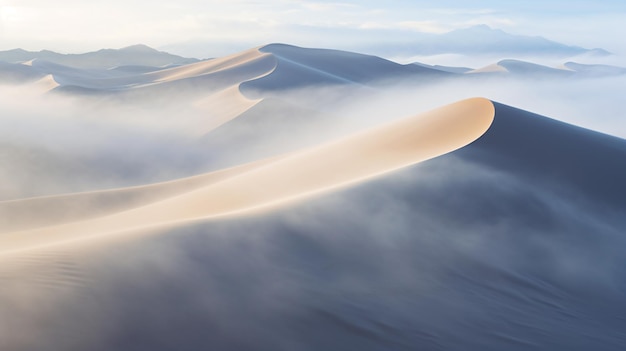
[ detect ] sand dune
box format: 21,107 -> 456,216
0,98 -> 494,255
16,48 -> 273,92
469,60 -> 573,77
0,156 -> 282,234
2,43 -> 626,351
12,45 -> 451,96
31,74 -> 59,92
241,44 -> 449,95
28,59 -> 158,89
151,48 -> 272,83
26,48 -> 276,102
564,62 -> 626,77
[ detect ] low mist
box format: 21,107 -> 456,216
1,151 -> 624,350
1,67 -> 625,350
2,70 -> 625,200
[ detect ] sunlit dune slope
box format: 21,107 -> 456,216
0,156 -> 282,233
22,48 -> 275,93
31,74 -> 59,92
0,98 -> 495,254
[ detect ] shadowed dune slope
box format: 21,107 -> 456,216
460,102 -> 626,210
241,44 -> 450,94
0,61 -> 44,83
38,45 -> 451,96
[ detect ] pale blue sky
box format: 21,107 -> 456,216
1,0 -> 625,58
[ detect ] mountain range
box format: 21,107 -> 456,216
350,24 -> 612,59
0,44 -> 198,69
412,24 -> 611,56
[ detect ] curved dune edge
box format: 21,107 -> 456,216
193,85 -> 262,136
152,47 -> 272,83
0,155 -> 286,233
0,98 -> 495,255
190,48 -> 279,135
35,48 -> 277,98
149,47 -> 277,135
31,74 -> 59,93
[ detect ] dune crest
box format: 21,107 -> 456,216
0,156 -> 284,234
0,98 -> 494,255
31,74 -> 59,92
151,47 -> 274,83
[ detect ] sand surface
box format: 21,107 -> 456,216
0,98 -> 494,255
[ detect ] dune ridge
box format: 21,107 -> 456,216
0,156 -> 285,233
13,45 -> 452,95
29,48 -> 279,137
0,98 -> 494,255
15,48 -> 276,95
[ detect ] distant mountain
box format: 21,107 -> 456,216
433,25 -> 610,56
0,44 -> 198,69
369,25 -> 611,58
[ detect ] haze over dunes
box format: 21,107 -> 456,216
1,35 -> 626,351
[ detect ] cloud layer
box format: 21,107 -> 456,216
1,1 -> 625,59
